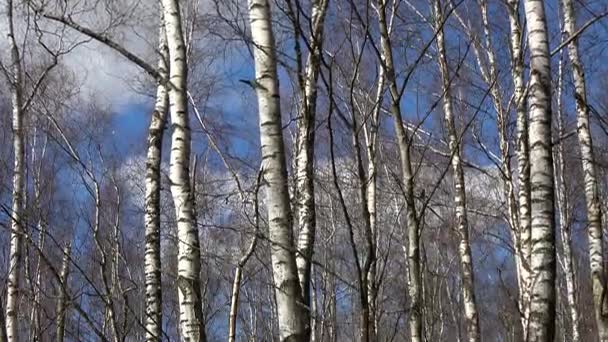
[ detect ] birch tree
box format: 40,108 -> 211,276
554,54 -> 580,341
248,0 -> 308,340
162,0 -> 206,340
560,0 -> 608,338
292,1 -> 329,332
506,0 -> 533,332
433,0 -> 480,340
55,244 -> 72,342
522,0 -> 556,339
4,1 -> 26,340
144,14 -> 170,342
376,1 -> 423,340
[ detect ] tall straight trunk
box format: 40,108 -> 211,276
433,1 -> 480,341
522,0 -> 556,340
248,0 -> 308,340
144,14 -> 170,342
56,243 -> 71,342
477,4 -> 533,337
560,0 -> 608,338
554,56 -> 580,342
376,1 -> 422,340
5,0 -> 25,340
162,0 -> 206,340
363,66 -> 384,341
294,0 -> 329,322
29,131 -> 47,342
505,0 -> 533,333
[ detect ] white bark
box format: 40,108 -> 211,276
522,0 -> 556,340
144,14 -> 170,342
162,0 -> 206,340
560,0 -> 608,338
434,1 -> 480,340
554,56 -> 580,342
506,0 -> 533,333
56,244 -> 71,342
294,0 -> 329,324
5,0 -> 25,340
248,0 -> 308,340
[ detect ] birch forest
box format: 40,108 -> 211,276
2,0 -> 608,340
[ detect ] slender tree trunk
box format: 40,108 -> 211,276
228,173 -> 261,342
554,55 -> 580,342
5,1 -> 25,340
29,131 -> 47,342
144,14 -> 170,342
56,244 -> 72,342
162,0 -> 206,340
560,0 -> 608,338
376,1 -> 423,340
248,0 -> 308,340
294,0 -> 329,328
505,0 -> 533,333
434,1 -> 480,340
363,66 -> 383,342
522,0 -> 556,340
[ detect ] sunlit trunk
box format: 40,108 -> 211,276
162,0 -> 206,340
294,1 -> 329,332
434,1 -> 480,340
5,1 -> 25,340
554,55 -> 580,342
144,13 -> 170,342
248,0 -> 308,340
522,0 -> 556,340
560,0 -> 607,337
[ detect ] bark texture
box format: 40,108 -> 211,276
560,0 -> 608,338
144,15 -> 170,342
523,0 -> 556,340
506,0 -> 533,333
5,1 -> 25,340
248,0 -> 308,340
162,0 -> 206,340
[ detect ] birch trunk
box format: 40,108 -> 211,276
434,1 -> 480,340
56,244 -> 71,342
5,0 -> 25,340
505,0 -> 533,332
554,56 -> 580,341
522,0 -> 556,340
477,3 -> 533,336
162,0 -> 206,340
376,1 -> 422,340
248,0 -> 308,340
560,0 -> 608,337
294,0 -> 329,322
363,67 -> 383,342
144,15 -> 170,342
